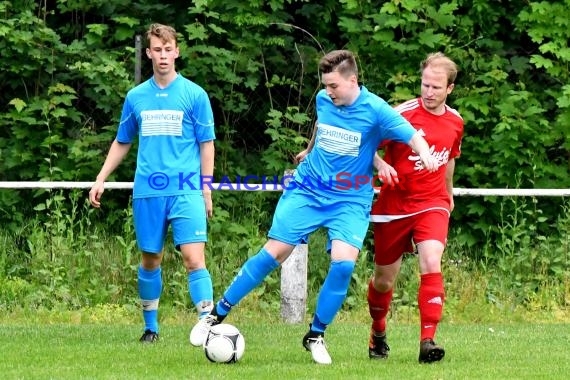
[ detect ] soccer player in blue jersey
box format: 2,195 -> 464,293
89,23 -> 216,343
190,49 -> 437,364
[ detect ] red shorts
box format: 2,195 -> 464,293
373,209 -> 449,266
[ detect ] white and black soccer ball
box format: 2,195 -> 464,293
203,323 -> 245,363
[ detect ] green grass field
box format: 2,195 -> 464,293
1,318 -> 568,380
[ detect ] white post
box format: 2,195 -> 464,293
280,169 -> 308,323
280,243 -> 308,323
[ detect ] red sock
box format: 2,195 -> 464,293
367,280 -> 393,334
418,272 -> 445,341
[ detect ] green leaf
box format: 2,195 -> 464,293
111,16 -> 139,27
417,29 -> 443,48
556,95 -> 570,108
33,203 -> 46,211
208,24 -> 226,35
9,98 -> 26,112
508,56 -> 531,75
185,23 -> 208,41
86,24 -> 109,36
113,26 -> 135,42
529,55 -> 553,69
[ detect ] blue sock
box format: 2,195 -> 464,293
311,260 -> 356,333
138,266 -> 162,333
215,248 -> 279,316
188,268 -> 214,318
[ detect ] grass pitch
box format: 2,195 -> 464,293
1,320 -> 568,379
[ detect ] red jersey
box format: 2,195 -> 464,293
370,98 -> 463,221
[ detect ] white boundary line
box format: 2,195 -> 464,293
0,182 -> 569,196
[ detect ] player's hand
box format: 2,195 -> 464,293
89,180 -> 105,208
419,152 -> 438,172
294,149 -> 308,164
374,155 -> 399,186
203,189 -> 213,218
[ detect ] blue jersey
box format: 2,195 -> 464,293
294,86 -> 416,203
116,74 -> 215,198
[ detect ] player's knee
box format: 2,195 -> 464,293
419,256 -> 442,273
331,260 -> 356,280
141,251 -> 163,269
372,274 -> 395,292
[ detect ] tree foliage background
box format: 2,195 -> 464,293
1,0 -> 569,248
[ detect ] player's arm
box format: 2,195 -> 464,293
295,121 -> 318,164
89,139 -> 132,208
200,140 -> 215,218
407,132 -> 437,172
373,151 -> 399,186
446,158 -> 456,212
377,105 -> 436,172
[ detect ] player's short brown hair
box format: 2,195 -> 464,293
319,50 -> 358,79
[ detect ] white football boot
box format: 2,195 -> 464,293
189,313 -> 220,346
303,331 -> 332,365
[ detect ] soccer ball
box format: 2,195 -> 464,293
203,323 -> 245,363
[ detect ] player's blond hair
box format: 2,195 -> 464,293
421,52 -> 457,85
146,23 -> 178,47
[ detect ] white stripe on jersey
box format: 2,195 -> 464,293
370,207 -> 450,222
317,123 -> 361,157
141,110 -> 183,136
394,98 -> 420,114
445,104 -> 463,119
395,98 -> 463,121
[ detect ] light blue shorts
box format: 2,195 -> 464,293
132,194 -> 207,253
268,186 -> 371,250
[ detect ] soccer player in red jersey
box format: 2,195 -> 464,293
367,52 -> 464,363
